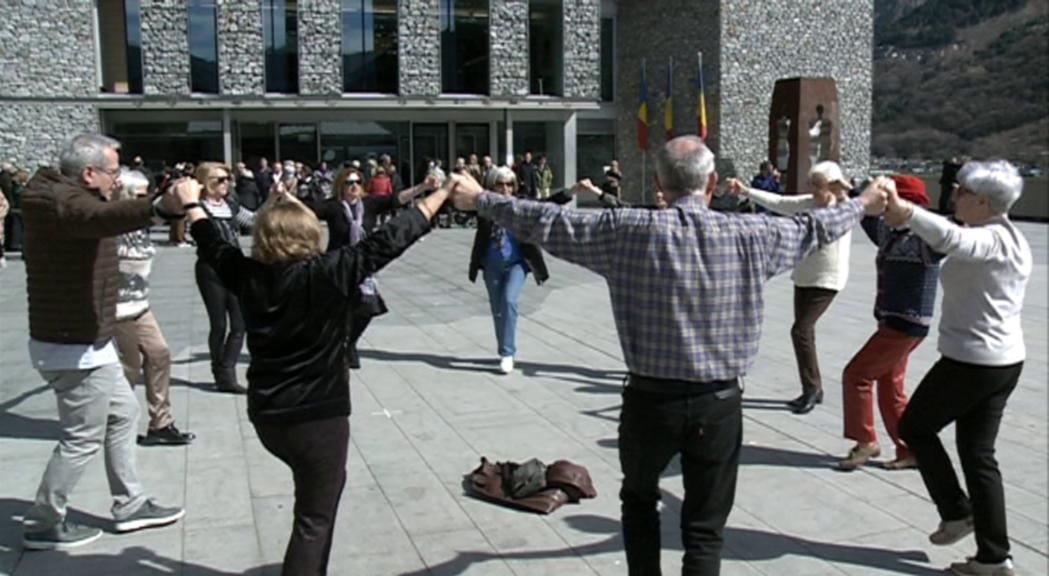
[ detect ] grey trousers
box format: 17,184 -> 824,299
25,362 -> 147,528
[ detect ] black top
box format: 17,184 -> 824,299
189,207 -> 432,425
305,195 -> 401,252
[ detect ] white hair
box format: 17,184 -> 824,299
117,168 -> 150,200
957,160 -> 1023,215
484,166 -> 517,190
654,136 -> 715,195
59,133 -> 121,177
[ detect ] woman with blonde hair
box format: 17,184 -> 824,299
174,175 -> 450,576
727,160 -> 854,414
194,161 -> 256,393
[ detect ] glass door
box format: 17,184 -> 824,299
412,123 -> 449,184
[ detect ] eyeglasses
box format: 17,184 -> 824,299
94,165 -> 120,178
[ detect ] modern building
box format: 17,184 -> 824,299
0,1 -> 872,201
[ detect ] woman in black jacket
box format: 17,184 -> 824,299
469,166 -> 549,374
194,162 -> 257,393
178,178 -> 449,576
304,168 -> 439,367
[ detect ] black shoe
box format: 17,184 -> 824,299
214,378 -> 247,394
23,520 -> 103,551
139,424 -> 195,446
789,390 -> 823,414
114,500 -> 185,533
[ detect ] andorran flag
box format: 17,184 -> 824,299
664,57 -> 674,141
638,60 -> 649,151
697,52 -> 708,141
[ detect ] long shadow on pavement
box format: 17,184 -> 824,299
0,385 -> 57,441
359,349 -> 625,386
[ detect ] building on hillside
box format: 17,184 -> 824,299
0,0 -> 872,201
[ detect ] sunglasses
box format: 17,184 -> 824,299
345,178 -> 362,186
212,176 -> 231,184
494,181 -> 514,187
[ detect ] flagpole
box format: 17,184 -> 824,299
641,58 -> 647,205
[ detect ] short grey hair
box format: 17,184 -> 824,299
654,136 -> 715,196
117,168 -> 150,200
957,160 -> 1023,215
59,133 -> 121,177
484,166 -> 517,190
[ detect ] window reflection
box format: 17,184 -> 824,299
440,0 -> 489,95
342,0 -> 399,93
188,0 -> 219,94
529,0 -> 562,96
264,0 -> 299,94
600,16 -> 614,102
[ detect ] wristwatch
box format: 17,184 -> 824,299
181,202 -> 202,211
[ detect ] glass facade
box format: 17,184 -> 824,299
320,121 -> 408,170
440,0 -> 489,95
529,0 -> 563,96
125,0 -> 143,94
188,0 -> 219,94
455,124 -> 490,161
97,0 -> 142,94
413,124 -> 449,184
108,117 -> 223,166
264,0 -> 299,94
342,0 -> 399,93
238,123 -> 277,168
278,123 -> 317,162
600,17 -> 614,102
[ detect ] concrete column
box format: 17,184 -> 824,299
563,113 -> 578,187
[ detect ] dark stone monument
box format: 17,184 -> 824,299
768,78 -> 841,194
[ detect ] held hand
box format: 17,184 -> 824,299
883,184 -> 915,227
572,179 -> 602,195
859,177 -> 889,216
424,173 -> 441,191
171,177 -> 201,206
449,174 -> 483,211
725,178 -> 748,197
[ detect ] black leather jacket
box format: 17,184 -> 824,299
190,207 -> 432,425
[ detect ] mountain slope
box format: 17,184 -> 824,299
872,0 -> 1049,165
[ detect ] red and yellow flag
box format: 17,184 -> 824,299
664,57 -> 674,140
697,53 -> 708,141
638,60 -> 649,151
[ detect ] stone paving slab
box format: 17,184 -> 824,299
0,222 -> 1046,575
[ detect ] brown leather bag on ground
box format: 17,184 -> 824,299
463,457 -> 596,515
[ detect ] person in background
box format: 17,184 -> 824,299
750,160 -> 782,194
516,151 -> 539,199
838,175 -> 943,471
367,166 -> 394,199
468,166 -> 549,375
536,156 -> 555,199
256,158 -> 274,204
467,154 -> 483,184
891,160 -> 1031,576
235,162 -> 260,211
175,172 -> 451,576
113,169 -> 195,446
728,161 -> 855,415
938,157 -> 964,215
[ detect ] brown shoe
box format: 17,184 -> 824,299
883,455 -> 918,470
837,443 -> 881,471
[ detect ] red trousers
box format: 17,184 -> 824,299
842,325 -> 924,457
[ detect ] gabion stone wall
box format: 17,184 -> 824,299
490,0 -> 529,97
218,0 -> 265,96
299,0 -> 343,95
615,0 -> 721,204
563,0 -> 601,100
719,0 -> 873,181
141,0 -> 191,96
0,0 -> 95,98
0,105 -> 99,170
399,0 -> 441,97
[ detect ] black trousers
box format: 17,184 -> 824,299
255,417 -> 350,576
618,378 -> 743,576
195,260 -> 245,386
791,286 -> 838,395
899,357 -> 1022,564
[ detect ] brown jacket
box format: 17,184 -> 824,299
23,168 -> 155,344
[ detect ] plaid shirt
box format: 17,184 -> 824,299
477,192 -> 864,382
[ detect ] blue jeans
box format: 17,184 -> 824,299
483,258 -> 528,358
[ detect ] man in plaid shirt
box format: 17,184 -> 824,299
449,136 -> 888,575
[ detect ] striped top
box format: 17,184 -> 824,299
477,192 -> 864,381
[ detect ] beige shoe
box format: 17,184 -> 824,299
883,454 -> 918,470
930,517 -> 974,546
837,442 -> 881,471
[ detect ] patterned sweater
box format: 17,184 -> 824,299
861,216 -> 943,337
116,229 -> 155,321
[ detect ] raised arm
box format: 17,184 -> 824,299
450,174 -> 617,277
736,184 -> 814,215
890,202 -> 1009,263
178,181 -> 250,290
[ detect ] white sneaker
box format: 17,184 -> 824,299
499,356 -> 514,374
949,557 -> 1015,576
0,256 -> 7,269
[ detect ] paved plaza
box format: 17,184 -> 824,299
0,221 -> 1046,576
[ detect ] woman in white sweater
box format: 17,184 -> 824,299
888,161 -> 1031,576
729,161 -> 853,414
